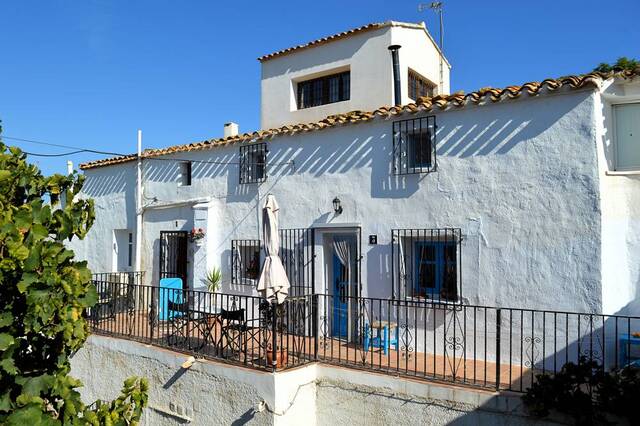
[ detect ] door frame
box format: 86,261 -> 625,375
315,225 -> 361,341
159,230 -> 189,290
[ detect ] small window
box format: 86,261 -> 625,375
231,240 -> 261,285
392,228 -> 461,302
128,232 -> 133,267
239,143 -> 267,184
614,103 -> 640,170
393,116 -> 436,175
297,71 -> 350,109
179,161 -> 192,186
408,69 -> 436,100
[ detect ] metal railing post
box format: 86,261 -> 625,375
495,308 -> 502,391
271,301 -> 278,372
313,294 -> 319,361
149,286 -> 155,344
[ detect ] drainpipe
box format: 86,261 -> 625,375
388,45 -> 402,105
135,130 -> 143,275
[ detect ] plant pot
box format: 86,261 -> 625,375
194,238 -> 204,247
267,348 -> 288,369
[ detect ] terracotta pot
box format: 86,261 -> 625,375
267,348 -> 288,369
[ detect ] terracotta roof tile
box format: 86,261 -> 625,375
258,22 -> 386,62
79,69 -> 638,170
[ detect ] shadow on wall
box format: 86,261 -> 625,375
139,93 -> 584,204
83,169 -> 130,198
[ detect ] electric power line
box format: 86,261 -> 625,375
2,135 -> 294,167
1,135 -> 127,156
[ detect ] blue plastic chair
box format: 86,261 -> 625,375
159,278 -> 184,321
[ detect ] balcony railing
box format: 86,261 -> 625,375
87,278 -> 640,393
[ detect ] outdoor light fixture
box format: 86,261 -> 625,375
333,197 -> 343,215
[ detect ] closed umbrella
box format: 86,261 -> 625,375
257,194 -> 290,304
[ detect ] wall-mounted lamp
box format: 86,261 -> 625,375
332,197 -> 343,215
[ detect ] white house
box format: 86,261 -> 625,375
72,19 -> 640,317
67,20 -> 640,424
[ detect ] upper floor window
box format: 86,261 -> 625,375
392,116 -> 436,175
614,103 -> 640,170
392,228 -> 462,303
409,70 -> 436,101
297,71 -> 350,109
239,143 -> 267,184
408,70 -> 436,101
179,161 -> 192,186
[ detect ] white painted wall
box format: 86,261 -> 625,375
596,78 -> 640,315
260,22 -> 450,130
75,88 -> 612,314
72,335 -> 562,426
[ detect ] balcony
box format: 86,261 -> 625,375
88,273 -> 640,394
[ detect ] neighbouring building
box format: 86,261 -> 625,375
68,20 -> 640,425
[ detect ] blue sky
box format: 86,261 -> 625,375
1,0 -> 638,175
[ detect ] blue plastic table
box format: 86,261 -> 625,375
364,321 -> 398,355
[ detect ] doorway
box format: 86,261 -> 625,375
159,231 -> 189,290
322,230 -> 359,340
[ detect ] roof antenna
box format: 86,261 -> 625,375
418,2 -> 445,94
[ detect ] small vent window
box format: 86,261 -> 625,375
179,161 -> 192,186
239,143 -> 267,184
393,116 -> 437,175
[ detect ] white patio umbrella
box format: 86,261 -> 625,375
257,194 -> 290,304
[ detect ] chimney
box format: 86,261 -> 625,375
224,122 -> 239,138
67,160 -> 73,175
388,45 -> 402,106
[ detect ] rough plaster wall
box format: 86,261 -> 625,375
68,162 -> 137,273
71,336 -> 274,425
596,81 -> 640,316
73,336 -> 563,426
315,379 -> 559,426
75,89 -> 603,313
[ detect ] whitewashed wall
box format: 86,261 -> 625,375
260,22 -> 449,129
596,78 -> 640,316
74,88 -> 613,313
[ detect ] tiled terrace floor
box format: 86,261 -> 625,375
88,310 -> 532,391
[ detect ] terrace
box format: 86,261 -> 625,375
88,272 -> 640,394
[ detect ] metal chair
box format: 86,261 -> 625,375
219,308 -> 261,361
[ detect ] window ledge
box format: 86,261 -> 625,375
605,170 -> 640,176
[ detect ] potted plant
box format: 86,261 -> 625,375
189,227 -> 206,246
205,267 -> 222,293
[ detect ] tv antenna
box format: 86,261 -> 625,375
418,2 -> 445,93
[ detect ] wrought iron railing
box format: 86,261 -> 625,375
87,279 -> 640,392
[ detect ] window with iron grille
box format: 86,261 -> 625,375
392,116 -> 436,175
392,228 -> 462,303
297,71 -> 350,109
239,143 -> 267,184
231,240 -> 261,285
408,69 -> 436,100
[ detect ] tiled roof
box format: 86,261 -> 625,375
79,69 -> 638,170
258,22 -> 387,62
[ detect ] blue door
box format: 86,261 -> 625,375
332,254 -> 348,338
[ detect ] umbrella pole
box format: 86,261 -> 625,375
271,300 -> 278,371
